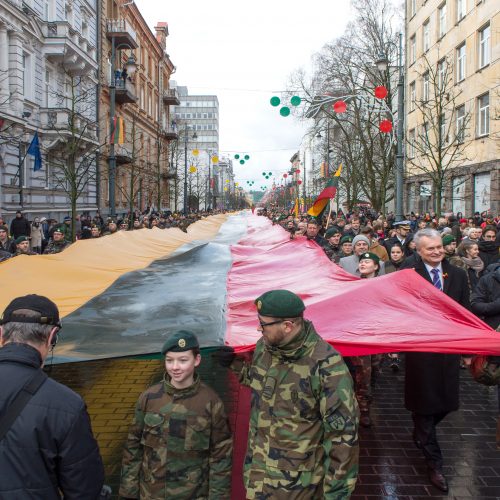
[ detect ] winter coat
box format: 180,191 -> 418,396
0,343 -> 104,499
470,263 -> 500,329
10,216 -> 30,239
403,259 -> 470,414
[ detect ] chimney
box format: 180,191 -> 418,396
154,22 -> 168,50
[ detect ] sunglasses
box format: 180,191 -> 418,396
258,319 -> 285,328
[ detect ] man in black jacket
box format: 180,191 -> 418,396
9,211 -> 31,240
402,228 -> 470,493
0,295 -> 104,499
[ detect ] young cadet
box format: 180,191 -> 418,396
119,331 -> 233,500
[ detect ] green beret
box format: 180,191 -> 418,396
359,252 -> 380,264
161,330 -> 199,355
53,226 -> 64,234
442,234 -> 456,246
325,227 -> 341,238
14,236 -> 28,244
340,235 -> 353,245
255,290 -> 305,318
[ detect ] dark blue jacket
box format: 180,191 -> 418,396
0,343 -> 104,499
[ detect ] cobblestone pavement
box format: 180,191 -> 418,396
49,353 -> 499,499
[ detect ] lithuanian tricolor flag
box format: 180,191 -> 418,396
307,164 -> 342,218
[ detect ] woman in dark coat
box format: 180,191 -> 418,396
384,242 -> 406,274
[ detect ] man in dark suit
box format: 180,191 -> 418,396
402,228 -> 469,492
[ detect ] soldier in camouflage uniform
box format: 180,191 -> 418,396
119,331 -> 233,500
231,290 -> 359,499
43,227 -> 71,254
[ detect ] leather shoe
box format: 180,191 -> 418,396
428,468 -> 448,492
360,412 -> 372,427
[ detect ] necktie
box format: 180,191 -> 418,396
431,268 -> 442,290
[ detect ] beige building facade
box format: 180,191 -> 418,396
99,0 -> 178,216
405,0 -> 498,215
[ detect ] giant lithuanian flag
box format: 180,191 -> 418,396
307,164 -> 342,217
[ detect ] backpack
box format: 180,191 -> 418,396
469,355 -> 500,386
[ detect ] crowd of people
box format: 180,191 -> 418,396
0,208 -> 226,261
0,206 -> 498,498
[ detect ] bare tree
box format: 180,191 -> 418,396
407,54 -> 473,216
48,70 -> 101,240
288,0 -> 402,213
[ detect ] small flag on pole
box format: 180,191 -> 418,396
307,164 -> 342,218
27,132 -> 42,171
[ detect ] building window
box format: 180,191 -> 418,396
410,81 -> 416,111
478,24 -> 490,68
409,0 -> 416,17
456,0 -> 466,21
456,43 -> 466,82
437,58 -> 446,90
422,122 -> 429,150
455,104 -> 465,143
423,20 -> 430,52
439,113 -> 447,145
438,3 -> 447,38
410,35 -> 416,64
22,53 -> 33,100
477,93 -> 489,136
423,71 -> 430,101
408,128 -> 416,158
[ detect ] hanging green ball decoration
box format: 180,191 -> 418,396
244,155 -> 250,160
290,95 -> 301,106
270,96 -> 281,107
240,160 -> 245,164
280,106 -> 291,117
262,172 -> 266,175
235,154 -> 240,159
268,172 -> 272,176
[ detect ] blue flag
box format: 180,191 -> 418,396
27,132 -> 42,171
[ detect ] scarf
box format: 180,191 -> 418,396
461,256 -> 484,275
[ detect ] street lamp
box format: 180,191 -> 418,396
183,124 -> 197,215
108,43 -> 137,218
375,32 -> 404,222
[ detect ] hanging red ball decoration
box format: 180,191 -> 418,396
379,119 -> 393,133
374,86 -> 388,99
333,100 -> 347,113
297,180 -> 302,185
283,173 -> 288,178
295,169 -> 300,174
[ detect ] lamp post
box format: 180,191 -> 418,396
183,124 -> 197,215
376,32 -> 404,221
108,40 -> 137,218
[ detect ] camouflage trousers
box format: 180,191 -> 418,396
348,355 -> 382,412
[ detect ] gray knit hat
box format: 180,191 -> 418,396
352,235 -> 371,247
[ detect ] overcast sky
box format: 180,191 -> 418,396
135,0 -> 352,190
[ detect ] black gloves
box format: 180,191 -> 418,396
212,346 -> 236,367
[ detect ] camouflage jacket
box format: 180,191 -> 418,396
119,373 -> 232,500
43,240 -> 70,254
237,320 -> 359,499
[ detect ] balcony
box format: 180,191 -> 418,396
39,107 -> 98,143
114,144 -> 133,165
161,125 -> 178,141
112,77 -> 137,104
162,88 -> 180,106
42,21 -> 97,75
106,19 -> 138,49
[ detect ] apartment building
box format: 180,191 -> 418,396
0,0 -> 99,219
99,0 -> 178,215
405,0 -> 498,215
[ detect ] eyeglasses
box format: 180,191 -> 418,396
258,318 -> 297,328
258,319 -> 285,328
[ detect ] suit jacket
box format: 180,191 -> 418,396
404,258 -> 470,414
339,254 -> 386,277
